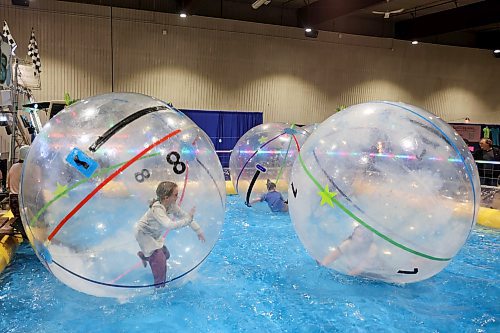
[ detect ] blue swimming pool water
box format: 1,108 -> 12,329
1,196 -> 498,332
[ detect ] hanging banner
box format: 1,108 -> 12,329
451,124 -> 481,143
16,59 -> 40,89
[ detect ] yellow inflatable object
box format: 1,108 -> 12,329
226,181 -> 237,195
3,210 -> 14,219
0,230 -> 23,274
477,207 -> 500,229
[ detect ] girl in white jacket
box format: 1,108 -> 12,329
135,181 -> 205,287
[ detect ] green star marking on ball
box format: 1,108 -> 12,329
318,184 -> 337,207
258,136 -> 268,144
53,182 -> 69,198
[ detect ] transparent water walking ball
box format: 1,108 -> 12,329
288,101 -> 479,283
229,123 -> 309,205
20,92 -> 226,297
302,123 -> 319,136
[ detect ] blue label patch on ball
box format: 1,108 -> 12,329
256,164 -> 267,173
65,148 -> 99,178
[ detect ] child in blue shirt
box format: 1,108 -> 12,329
249,179 -> 288,212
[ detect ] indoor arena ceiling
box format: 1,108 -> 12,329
49,0 -> 500,51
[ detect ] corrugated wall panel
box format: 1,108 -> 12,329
1,0 -> 500,156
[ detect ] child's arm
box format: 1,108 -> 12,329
247,193 -> 265,206
249,197 -> 262,204
189,220 -> 205,242
152,205 -> 193,230
170,205 -> 205,241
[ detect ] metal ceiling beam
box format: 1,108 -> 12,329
297,0 -> 382,26
396,0 -> 500,40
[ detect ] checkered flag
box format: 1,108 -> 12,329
28,27 -> 41,76
2,21 -> 17,54
16,84 -> 34,101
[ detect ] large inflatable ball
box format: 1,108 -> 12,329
229,123 -> 309,206
301,123 -> 319,136
20,93 -> 226,297
289,101 -> 479,283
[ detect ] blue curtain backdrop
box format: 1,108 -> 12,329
181,109 -> 263,167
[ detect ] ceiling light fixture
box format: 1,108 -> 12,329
494,49 -> 500,54
411,41 -> 419,45
305,28 -> 319,38
251,0 -> 271,10
179,12 -> 187,18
